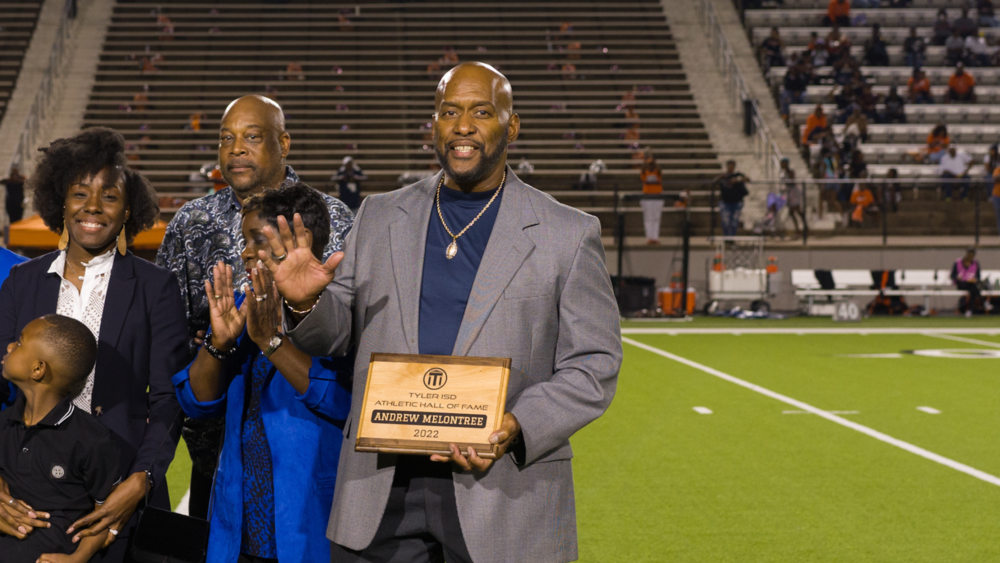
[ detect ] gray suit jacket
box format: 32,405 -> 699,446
286,167 -> 622,563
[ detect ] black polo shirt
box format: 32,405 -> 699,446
0,395 -> 120,558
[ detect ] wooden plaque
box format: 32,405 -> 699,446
355,353 -> 511,459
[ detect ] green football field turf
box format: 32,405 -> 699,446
166,317 -> 1000,561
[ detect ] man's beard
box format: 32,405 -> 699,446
221,164 -> 269,198
434,134 -> 508,187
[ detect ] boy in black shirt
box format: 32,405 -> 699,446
0,315 -> 120,563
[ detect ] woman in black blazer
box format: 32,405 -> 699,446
0,128 -> 187,562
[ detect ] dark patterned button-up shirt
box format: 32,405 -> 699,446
156,166 -> 353,475
156,166 -> 353,334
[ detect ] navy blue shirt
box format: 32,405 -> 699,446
418,185 -> 503,356
241,354 -> 278,558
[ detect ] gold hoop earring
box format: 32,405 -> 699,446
117,226 -> 127,255
57,222 -> 69,250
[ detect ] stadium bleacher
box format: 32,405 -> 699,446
0,2 -> 44,126
740,0 -> 1000,236
83,0 -> 721,236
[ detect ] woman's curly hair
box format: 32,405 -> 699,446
242,181 -> 330,259
29,127 -> 159,242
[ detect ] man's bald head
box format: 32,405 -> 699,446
219,94 -> 292,198
223,95 -> 286,132
435,62 -> 514,123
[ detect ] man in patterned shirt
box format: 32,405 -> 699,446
156,95 -> 353,519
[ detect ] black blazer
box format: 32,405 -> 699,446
0,251 -> 187,508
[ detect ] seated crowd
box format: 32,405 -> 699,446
748,0 -> 1000,232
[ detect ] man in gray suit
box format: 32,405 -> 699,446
257,62 -> 622,563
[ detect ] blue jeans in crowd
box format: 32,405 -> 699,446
720,201 -> 744,237
941,172 -> 970,200
904,52 -> 924,68
779,90 -> 805,117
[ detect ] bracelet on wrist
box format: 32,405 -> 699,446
204,338 -> 237,361
285,294 -> 320,316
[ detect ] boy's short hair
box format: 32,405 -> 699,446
37,314 -> 97,398
242,182 -> 331,259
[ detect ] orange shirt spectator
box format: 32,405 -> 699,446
286,61 -> 304,81
641,166 -> 663,195
993,166 -> 1000,198
208,167 -> 227,193
850,185 -> 874,223
624,124 -> 641,145
907,75 -> 931,94
926,131 -> 950,155
621,89 -> 636,110
949,71 -> 976,95
338,14 -> 353,32
133,91 -> 148,111
828,0 -> 850,21
802,111 -> 828,144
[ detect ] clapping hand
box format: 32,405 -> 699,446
244,262 -> 281,349
257,214 -> 343,313
203,261 -> 247,351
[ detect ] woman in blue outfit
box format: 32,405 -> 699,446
172,183 -> 351,563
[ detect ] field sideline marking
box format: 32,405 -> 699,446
622,327 -> 1000,335
174,488 -> 190,515
923,333 -> 1000,349
622,336 -> 1000,488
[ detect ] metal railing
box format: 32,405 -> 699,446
645,176 -> 999,246
697,0 -> 784,179
7,2 -> 76,177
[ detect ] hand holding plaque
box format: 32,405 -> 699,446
356,354 -> 511,460
430,412 -> 520,471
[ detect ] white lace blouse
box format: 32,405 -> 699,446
47,249 -> 115,413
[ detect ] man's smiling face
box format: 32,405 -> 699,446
432,63 -> 519,189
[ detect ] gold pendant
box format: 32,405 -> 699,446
446,240 -> 458,259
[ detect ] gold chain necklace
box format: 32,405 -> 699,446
435,170 -> 506,260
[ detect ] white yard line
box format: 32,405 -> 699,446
783,410 -> 860,415
917,406 -> 942,414
174,488 -> 191,515
835,353 -> 903,358
923,333 -> 1000,349
692,406 -> 713,414
622,327 -> 1000,335
622,336 -> 1000,488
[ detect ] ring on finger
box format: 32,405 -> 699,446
6,499 -> 12,506
273,252 -> 287,262
214,295 -> 222,300
256,294 -> 268,302
109,528 -> 118,536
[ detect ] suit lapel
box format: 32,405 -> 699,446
453,167 -> 538,357
389,173 -> 438,354
36,254 -> 62,319
98,252 -> 136,351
